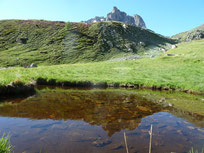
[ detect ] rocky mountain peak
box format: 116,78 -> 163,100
82,7 -> 146,28
134,14 -> 146,28
112,6 -> 120,13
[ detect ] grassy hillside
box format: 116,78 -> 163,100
172,24 -> 204,42
0,20 -> 174,67
0,39 -> 204,93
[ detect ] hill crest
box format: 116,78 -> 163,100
0,19 -> 174,67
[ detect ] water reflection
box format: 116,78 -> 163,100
0,89 -> 203,153
0,90 -> 167,136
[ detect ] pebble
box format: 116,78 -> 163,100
109,55 -> 141,62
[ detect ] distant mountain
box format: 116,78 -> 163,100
82,6 -> 146,28
172,24 -> 204,42
0,20 -> 174,67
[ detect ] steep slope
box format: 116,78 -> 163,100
0,20 -> 174,67
172,24 -> 204,42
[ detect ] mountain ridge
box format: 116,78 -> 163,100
172,24 -> 204,42
0,19 -> 174,67
82,6 -> 146,28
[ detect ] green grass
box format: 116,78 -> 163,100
0,20 -> 174,67
189,147 -> 204,153
0,134 -> 13,153
130,89 -> 204,116
0,39 -> 204,93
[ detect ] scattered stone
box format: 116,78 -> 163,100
171,45 -> 177,49
127,84 -> 135,88
128,48 -> 133,52
168,103 -> 173,107
139,41 -> 145,46
123,24 -> 127,29
40,51 -> 48,54
23,63 -> 37,68
120,84 -> 128,88
167,54 -> 175,56
158,98 -> 166,103
109,55 -> 141,61
150,55 -> 156,58
30,63 -> 37,68
161,48 -> 167,52
16,37 -> 28,44
0,68 -> 7,70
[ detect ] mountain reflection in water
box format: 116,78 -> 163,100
0,90 -> 168,136
0,89 -> 203,153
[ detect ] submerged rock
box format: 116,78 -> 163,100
92,138 -> 112,147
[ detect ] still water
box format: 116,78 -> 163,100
0,88 -> 203,153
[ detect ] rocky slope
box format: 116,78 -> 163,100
0,20 -> 175,67
172,24 -> 204,42
83,7 -> 146,28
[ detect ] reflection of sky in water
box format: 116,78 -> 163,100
0,89 -> 203,153
0,112 -> 203,153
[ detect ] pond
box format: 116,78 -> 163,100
0,87 -> 203,153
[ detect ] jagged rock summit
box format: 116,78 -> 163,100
83,7 -> 146,28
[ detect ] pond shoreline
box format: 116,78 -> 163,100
0,82 -> 35,100
0,78 -> 203,99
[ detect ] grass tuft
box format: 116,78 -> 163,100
189,147 -> 204,153
0,133 -> 13,153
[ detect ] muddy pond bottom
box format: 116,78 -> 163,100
0,88 -> 203,153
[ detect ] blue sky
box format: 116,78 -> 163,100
0,0 -> 203,36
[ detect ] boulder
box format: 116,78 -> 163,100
139,41 -> 146,46
30,63 -> 37,68
171,45 -> 177,49
16,37 -> 28,44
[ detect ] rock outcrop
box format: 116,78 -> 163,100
172,24 -> 204,42
134,14 -> 146,28
84,16 -> 106,23
83,7 -> 146,28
